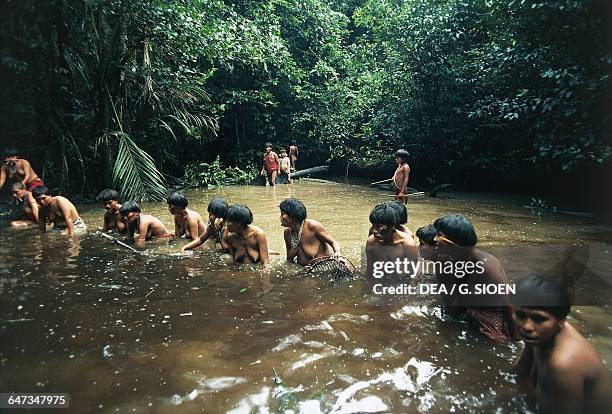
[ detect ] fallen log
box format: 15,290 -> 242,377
291,165 -> 329,179
251,165 -> 329,185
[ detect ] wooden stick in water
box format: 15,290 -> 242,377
100,232 -> 142,254
379,192 -> 425,197
369,178 -> 393,186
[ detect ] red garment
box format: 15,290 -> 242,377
27,178 -> 44,192
263,153 -> 279,173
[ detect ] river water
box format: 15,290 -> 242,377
1,181 -> 610,413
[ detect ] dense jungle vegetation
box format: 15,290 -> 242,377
1,0 -> 611,206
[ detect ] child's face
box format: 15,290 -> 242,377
265,146 -> 272,153
280,152 -> 286,158
512,307 -> 562,345
395,156 -> 403,165
168,204 -> 183,215
11,188 -> 26,200
35,194 -> 51,206
123,211 -> 139,223
103,199 -> 118,212
371,223 -> 394,242
208,212 -> 218,221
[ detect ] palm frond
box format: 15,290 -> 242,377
112,132 -> 167,202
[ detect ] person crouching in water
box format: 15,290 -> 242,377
366,202 -> 418,283
225,204 -> 270,270
167,192 -> 206,240
8,181 -> 38,227
416,224 -> 437,261
32,186 -> 86,236
279,198 -> 343,266
433,213 -> 515,344
260,142 -> 280,186
511,273 -> 611,413
120,201 -> 171,247
96,189 -> 126,234
179,197 -> 229,253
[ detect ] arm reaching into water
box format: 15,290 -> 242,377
257,229 -> 270,270
57,197 -> 74,236
180,226 -> 210,253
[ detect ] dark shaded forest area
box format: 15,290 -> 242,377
1,0 -> 611,208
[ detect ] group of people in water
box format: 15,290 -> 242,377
1,146 -> 610,413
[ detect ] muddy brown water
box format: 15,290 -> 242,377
1,182 -> 610,413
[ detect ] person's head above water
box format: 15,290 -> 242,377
395,149 -> 409,164
96,189 -> 119,203
10,181 -> 26,199
32,186 -> 52,205
369,202 -> 401,241
279,198 -> 307,226
433,214 -> 477,246
511,273 -> 572,345
226,204 -> 253,228
207,197 -> 228,220
3,147 -> 20,160
384,201 -> 407,224
97,189 -> 120,212
167,192 -> 188,213
119,201 -> 141,222
416,224 -> 437,246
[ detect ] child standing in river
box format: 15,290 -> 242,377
392,149 -> 410,204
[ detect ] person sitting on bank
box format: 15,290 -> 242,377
120,201 -> 171,247
32,186 -> 86,236
279,198 -> 343,266
225,204 -> 270,269
511,273 -> 611,414
279,148 -> 292,183
260,142 -> 280,186
289,142 -> 298,171
365,202 -> 418,282
180,197 -> 230,253
96,189 -> 126,234
8,181 -> 38,227
392,149 -> 410,204
433,213 -> 515,344
167,192 -> 206,240
0,147 -> 45,192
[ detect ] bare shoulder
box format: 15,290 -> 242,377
366,235 -> 378,249
251,225 -> 266,237
305,218 -> 324,231
552,324 -> 605,375
56,196 -> 75,207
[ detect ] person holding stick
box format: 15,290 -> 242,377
392,149 -> 410,204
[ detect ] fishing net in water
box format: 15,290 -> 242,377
300,255 -> 357,279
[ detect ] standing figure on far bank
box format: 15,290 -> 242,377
392,149 -> 410,204
260,143 -> 280,186
289,142 -> 298,171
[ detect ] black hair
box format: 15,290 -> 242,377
31,186 -> 50,198
96,189 -> 120,203
280,198 -> 307,222
226,204 -> 253,225
10,181 -> 26,190
395,149 -> 409,162
119,201 -> 141,215
3,147 -> 19,158
369,203 -> 401,227
511,273 -> 571,319
167,192 -> 188,208
433,214 -> 477,246
416,224 -> 437,245
384,201 -> 407,224
264,142 -> 273,148
208,197 -> 228,219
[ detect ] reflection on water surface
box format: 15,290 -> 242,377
1,182 -> 610,412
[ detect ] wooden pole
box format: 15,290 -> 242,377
369,178 -> 392,186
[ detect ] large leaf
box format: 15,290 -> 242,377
112,132 -> 167,202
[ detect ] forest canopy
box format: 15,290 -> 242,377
1,0 -> 610,201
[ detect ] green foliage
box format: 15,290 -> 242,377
1,0 -> 610,196
183,157 -> 257,188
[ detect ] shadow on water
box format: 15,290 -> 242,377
1,182 -> 610,412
